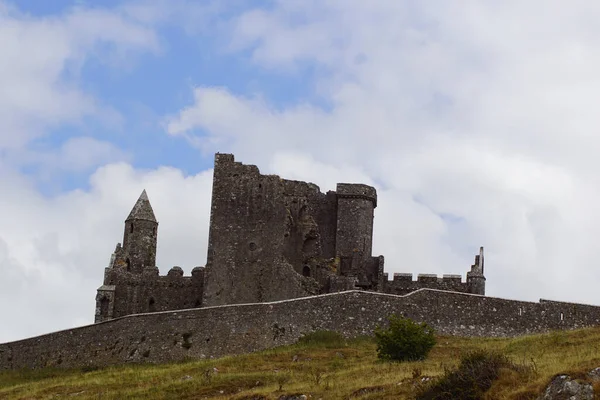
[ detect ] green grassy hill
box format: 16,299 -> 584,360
2,327 -> 600,399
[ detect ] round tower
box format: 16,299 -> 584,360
335,183 -> 377,282
122,190 -> 158,273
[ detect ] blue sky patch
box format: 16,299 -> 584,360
9,0 -> 329,194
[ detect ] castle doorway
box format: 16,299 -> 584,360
302,265 -> 311,277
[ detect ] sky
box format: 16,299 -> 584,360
2,0 -> 600,343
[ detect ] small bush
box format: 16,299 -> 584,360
416,350 -> 532,400
296,330 -> 347,348
274,369 -> 291,391
374,315 -> 436,362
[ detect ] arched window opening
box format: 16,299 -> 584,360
149,297 -> 156,312
153,226 -> 156,236
126,258 -> 131,272
99,297 -> 110,318
130,223 -> 134,233
302,265 -> 311,277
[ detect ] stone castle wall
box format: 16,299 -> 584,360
96,154 -> 485,323
201,153 -> 384,307
202,154 -> 324,306
382,273 -> 471,295
97,266 -> 205,321
3,289 -> 600,370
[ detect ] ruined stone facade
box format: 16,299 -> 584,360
5,153 -> 600,371
95,191 -> 204,323
202,153 -> 386,306
95,154 -> 485,322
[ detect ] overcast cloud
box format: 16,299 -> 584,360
2,1 -> 600,342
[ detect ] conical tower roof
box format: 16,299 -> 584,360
126,190 -> 157,222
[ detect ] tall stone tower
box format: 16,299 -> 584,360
121,190 -> 158,273
335,184 -> 377,288
202,154 -> 312,307
467,246 -> 486,295
95,190 -> 159,322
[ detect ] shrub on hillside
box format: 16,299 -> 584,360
416,350 -> 533,400
374,315 -> 436,362
296,330 -> 347,348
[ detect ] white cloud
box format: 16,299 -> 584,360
166,1 -> 600,306
5,137 -> 131,181
0,163 -> 213,343
0,1 -> 160,150
7,0 -> 600,343
0,1 -> 182,342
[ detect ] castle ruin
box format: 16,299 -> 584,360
6,153 -> 600,371
95,153 -> 485,322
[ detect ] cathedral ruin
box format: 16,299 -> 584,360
11,153 -> 600,372
95,153 -> 486,322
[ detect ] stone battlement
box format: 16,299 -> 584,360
96,263 -> 205,322
138,266 -> 205,279
385,273 -> 464,283
383,272 -> 472,296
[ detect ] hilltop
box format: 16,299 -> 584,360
3,327 -> 600,399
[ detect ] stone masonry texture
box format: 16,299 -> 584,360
3,290 -> 600,370
201,154 -> 388,307
95,154 -> 486,323
0,153 -> 524,370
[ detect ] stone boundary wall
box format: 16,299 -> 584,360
2,289 -> 600,370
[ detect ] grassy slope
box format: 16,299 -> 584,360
2,327 -> 600,399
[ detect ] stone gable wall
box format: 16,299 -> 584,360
3,289 -> 600,370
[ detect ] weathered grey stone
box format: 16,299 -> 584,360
588,367 -> 600,381
95,190 -> 204,323
538,375 -> 593,400
13,153 -> 599,371
5,290 -> 600,370
95,153 -> 486,325
201,154 -> 384,307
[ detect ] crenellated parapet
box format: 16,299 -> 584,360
383,272 -> 471,296
96,263 -> 205,323
382,248 -> 486,296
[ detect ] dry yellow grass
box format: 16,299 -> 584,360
2,327 -> 600,399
